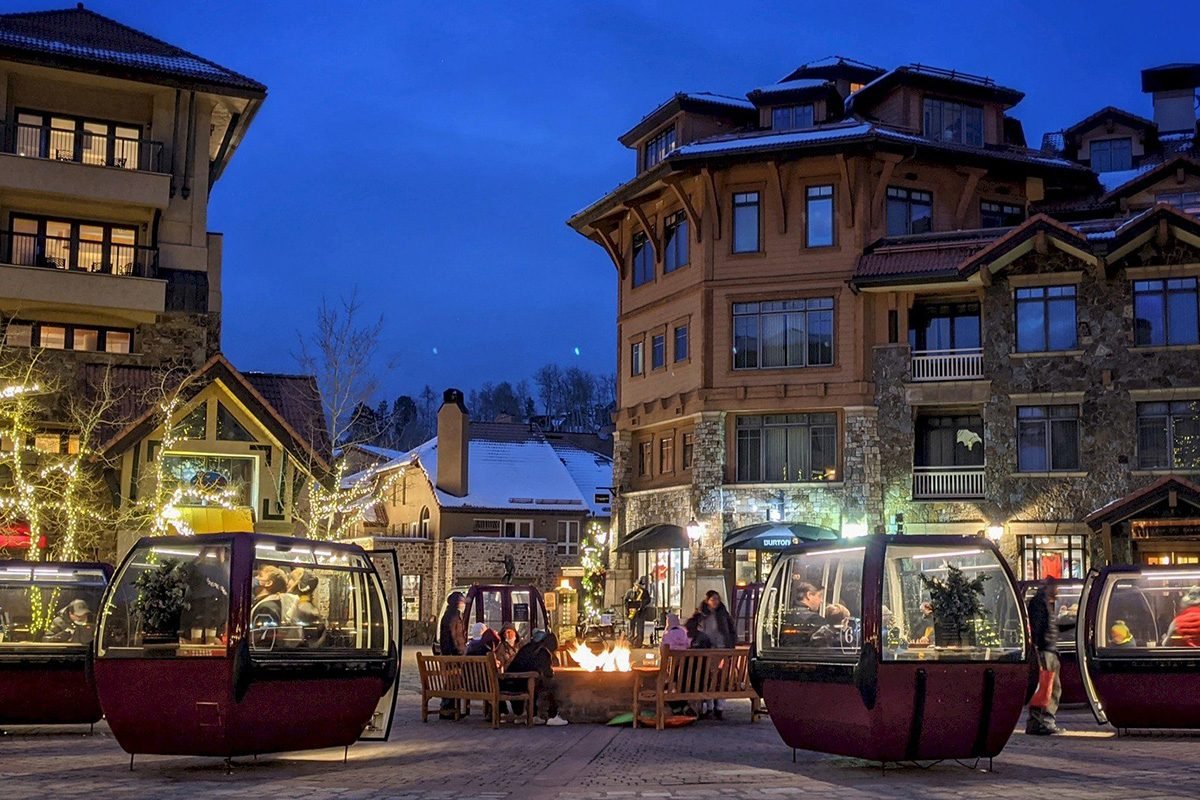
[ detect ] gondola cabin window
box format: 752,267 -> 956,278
0,564 -> 107,648
1096,572 -> 1200,652
757,546 -> 864,661
882,545 -> 1023,661
250,542 -> 388,654
98,542 -> 231,656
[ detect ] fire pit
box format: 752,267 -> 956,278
554,639 -> 645,723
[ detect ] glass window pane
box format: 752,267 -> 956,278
733,315 -> 758,368
764,425 -> 787,482
733,194 -> 760,253
910,200 -> 932,234
736,428 -> 761,481
72,328 -> 99,351
1047,297 -> 1077,350
886,197 -> 909,235
0,564 -> 108,649
807,309 -> 833,365
1016,301 -> 1045,352
760,313 -> 787,367
806,192 -> 834,247
5,323 -> 33,347
785,312 -> 806,366
1050,418 -> 1080,470
1167,289 -> 1199,345
758,546 -> 864,661
1017,419 -> 1047,471
1136,411 -> 1168,469
40,326 -> 66,349
105,331 -> 132,354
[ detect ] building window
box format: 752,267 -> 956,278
1020,534 -> 1087,580
3,320 -> 134,353
160,454 -> 255,507
681,432 -> 694,470
557,520 -> 580,556
915,414 -> 985,468
630,341 -> 644,376
472,519 -> 501,534
1017,405 -> 1080,472
885,187 -> 933,235
651,334 -> 665,370
419,506 -> 431,537
772,104 -> 814,131
981,201 -> 1024,228
10,215 -> 143,275
735,414 -> 838,482
13,109 -> 143,170
3,322 -> 33,348
733,298 -> 834,369
638,441 -> 652,477
1090,137 -> 1133,172
663,211 -> 689,272
40,326 -> 66,350
1134,278 -> 1199,347
923,98 -> 983,146
631,231 -> 654,287
401,575 -> 422,622
1155,191 -> 1200,216
659,436 -> 674,474
1137,400 -> 1200,470
503,519 -> 533,538
732,192 -> 761,253
805,185 -> 834,247
674,324 -> 689,362
1015,285 -> 1077,352
908,302 -> 981,351
105,330 -> 132,354
644,127 -> 677,169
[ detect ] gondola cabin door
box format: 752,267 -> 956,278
361,549 -> 400,741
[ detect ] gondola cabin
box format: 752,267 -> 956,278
752,535 -> 1034,762
94,534 -> 397,759
1078,565 -> 1200,729
1020,580 -> 1086,705
463,584 -> 550,640
0,561 -> 110,725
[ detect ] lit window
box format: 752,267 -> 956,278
736,414 -> 838,482
105,331 -> 132,354
39,326 -> 66,350
1137,401 -> 1200,470
733,298 -> 834,369
5,323 -> 33,348
34,434 -> 62,454
72,328 -> 99,351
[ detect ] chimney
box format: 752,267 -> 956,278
1141,63 -> 1200,134
436,388 -> 469,497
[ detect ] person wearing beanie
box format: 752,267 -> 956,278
1165,586 -> 1200,648
660,613 -> 692,714
466,621 -> 488,650
686,589 -> 737,719
437,591 -> 468,719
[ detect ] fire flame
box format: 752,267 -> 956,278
568,638 -> 633,672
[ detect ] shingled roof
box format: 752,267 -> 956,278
0,5 -> 265,96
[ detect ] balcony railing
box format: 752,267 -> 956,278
2,122 -> 163,172
910,348 -> 984,381
912,466 -> 985,500
2,231 -> 157,278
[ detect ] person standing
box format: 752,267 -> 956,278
686,590 -> 737,719
624,576 -> 652,647
1027,579 -> 1063,735
438,591 -> 468,720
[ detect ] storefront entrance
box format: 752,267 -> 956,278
1085,477 -> 1200,567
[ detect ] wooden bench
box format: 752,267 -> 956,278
632,646 -> 763,730
416,653 -> 540,728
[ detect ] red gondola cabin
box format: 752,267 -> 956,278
751,535 -> 1034,763
94,534 -> 397,759
0,561 -> 110,725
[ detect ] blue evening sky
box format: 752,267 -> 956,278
40,1 -> 1190,398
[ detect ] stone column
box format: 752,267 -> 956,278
843,406 -> 883,533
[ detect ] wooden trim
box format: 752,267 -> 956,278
954,168 -> 987,229
873,154 -> 902,226
626,202 -> 660,263
836,153 -> 854,227
1124,263 -> 1200,279
665,178 -> 703,243
767,160 -> 788,235
592,228 -> 624,276
1006,271 -> 1084,288
702,167 -> 722,241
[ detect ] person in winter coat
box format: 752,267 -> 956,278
1165,587 -> 1200,647
496,623 -> 521,670
686,590 -> 738,719
625,575 -> 654,647
467,627 -> 501,657
437,591 -> 468,719
503,630 -> 567,725
1026,580 -> 1062,735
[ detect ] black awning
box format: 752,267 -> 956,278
723,522 -> 839,551
617,524 -> 688,553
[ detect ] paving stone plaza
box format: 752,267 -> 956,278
3,651 -> 1198,800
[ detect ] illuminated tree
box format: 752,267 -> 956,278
579,519 -> 610,627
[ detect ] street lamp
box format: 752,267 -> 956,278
985,525 -> 1005,541
686,518 -> 704,541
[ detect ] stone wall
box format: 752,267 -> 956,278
442,537 -> 556,596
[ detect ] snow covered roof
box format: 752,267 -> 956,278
1098,164 -> 1160,192
680,91 -> 755,111
748,78 -> 829,96
0,6 -> 265,95
355,423 -> 613,516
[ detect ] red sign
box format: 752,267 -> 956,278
0,521 -> 46,550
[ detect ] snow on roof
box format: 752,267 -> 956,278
351,443 -> 409,461
1098,163 -> 1160,192
749,78 -> 828,96
681,91 -> 755,110
672,121 -> 874,157
549,441 -> 613,516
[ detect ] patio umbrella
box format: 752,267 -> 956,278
722,522 -> 839,551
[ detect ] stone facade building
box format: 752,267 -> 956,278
570,56 -> 1200,619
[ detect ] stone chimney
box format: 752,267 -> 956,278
1142,64 -> 1200,134
436,388 -> 469,497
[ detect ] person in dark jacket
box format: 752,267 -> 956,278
466,627 -> 500,657
495,623 -> 521,670
624,576 -> 653,647
1026,579 -> 1063,735
686,590 -> 738,719
502,630 -> 567,725
438,591 -> 468,719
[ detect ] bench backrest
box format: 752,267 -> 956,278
417,653 -> 499,697
658,647 -> 753,695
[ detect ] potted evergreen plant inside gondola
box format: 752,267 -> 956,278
920,564 -> 988,649
132,559 -> 191,652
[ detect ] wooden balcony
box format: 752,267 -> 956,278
910,348 -> 984,381
912,466 -> 985,500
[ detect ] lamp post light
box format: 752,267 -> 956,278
686,517 -> 704,541
985,525 -> 1005,541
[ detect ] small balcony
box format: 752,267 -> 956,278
912,466 -> 985,500
910,348 -> 984,381
4,231 -> 157,278
3,122 -> 163,172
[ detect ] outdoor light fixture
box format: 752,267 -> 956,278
841,521 -> 868,539
686,518 -> 704,541
985,525 -> 1005,541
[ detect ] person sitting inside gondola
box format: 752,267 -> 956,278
1109,619 -> 1136,648
250,566 -> 295,647
45,599 -> 94,645
780,582 -> 827,646
293,573 -> 327,648
1164,587 -> 1200,648
810,603 -> 852,648
912,601 -> 936,645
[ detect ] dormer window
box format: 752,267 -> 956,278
644,127 -> 677,169
772,104 -> 814,131
922,98 -> 983,146
1090,137 -> 1132,172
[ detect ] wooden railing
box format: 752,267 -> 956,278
911,348 -> 984,381
912,466 -> 985,499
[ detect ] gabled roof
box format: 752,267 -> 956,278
354,423 -> 613,516
778,56 -> 884,86
1100,155 -> 1200,200
0,5 -> 265,97
618,91 -> 756,147
1085,476 -> 1200,529
745,78 -> 841,108
95,354 -> 330,473
1064,105 -> 1157,139
848,63 -> 1024,114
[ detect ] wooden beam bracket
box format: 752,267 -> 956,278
768,160 -> 788,235
836,153 -> 855,227
665,176 -> 703,243
593,227 -> 624,277
702,167 -> 722,241
626,201 -> 660,262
